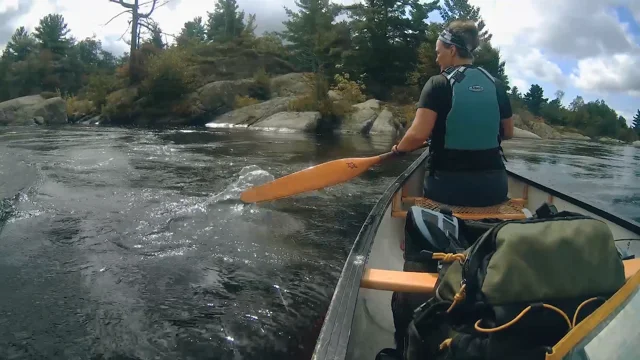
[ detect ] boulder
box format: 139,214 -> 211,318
512,127 -> 542,139
252,111 -> 321,132
527,121 -> 563,139
632,140 -> 640,148
193,79 -> 256,113
598,137 -> 624,144
368,109 -> 399,134
206,96 -> 296,126
561,132 -> 590,140
0,95 -> 68,126
270,73 -> 313,97
341,99 -> 381,133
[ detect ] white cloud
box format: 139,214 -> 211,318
470,0 -> 640,101
570,53 -> 640,97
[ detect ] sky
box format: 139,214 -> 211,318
0,0 -> 639,125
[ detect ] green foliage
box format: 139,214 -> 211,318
234,95 -> 260,109
250,68 -> 271,100
34,14 -> 71,56
331,72 -> 366,104
206,0 -> 246,42
177,17 -> 207,46
633,110 -> 640,133
523,84 -> 548,116
344,0 -> 439,99
141,47 -> 197,103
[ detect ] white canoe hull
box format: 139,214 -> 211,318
312,149 -> 640,360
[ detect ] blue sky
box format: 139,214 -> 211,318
0,0 -> 639,124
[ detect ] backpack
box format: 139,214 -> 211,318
391,206 -> 503,356
401,206 -> 626,360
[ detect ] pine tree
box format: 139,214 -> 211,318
206,0 -> 246,43
523,84 -> 548,116
633,110 -> 640,133
177,16 -> 207,46
34,14 -> 71,56
439,0 -> 492,42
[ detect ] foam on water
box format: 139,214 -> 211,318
208,165 -> 275,203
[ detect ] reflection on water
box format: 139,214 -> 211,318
0,127 -> 638,360
502,139 -> 640,222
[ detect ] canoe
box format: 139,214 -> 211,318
311,148 -> 640,360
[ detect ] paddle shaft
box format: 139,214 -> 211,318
240,142 -> 428,203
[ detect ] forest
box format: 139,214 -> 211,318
0,0 -> 638,141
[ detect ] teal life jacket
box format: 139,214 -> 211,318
441,65 -> 501,151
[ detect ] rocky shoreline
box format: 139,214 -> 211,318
1,71 -> 638,147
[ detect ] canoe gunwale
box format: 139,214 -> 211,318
310,149 -> 431,360
506,169 -> 640,234
311,151 -> 640,360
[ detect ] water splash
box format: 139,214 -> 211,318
207,165 -> 275,203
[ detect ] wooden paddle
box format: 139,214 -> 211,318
240,143 -> 428,204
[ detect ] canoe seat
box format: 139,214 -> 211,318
396,197 -> 528,220
361,258 -> 640,293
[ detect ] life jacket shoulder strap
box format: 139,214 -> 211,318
442,66 -> 468,87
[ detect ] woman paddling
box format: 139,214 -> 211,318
392,20 -> 514,207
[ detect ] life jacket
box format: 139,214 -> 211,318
429,65 -> 506,172
397,204 -> 626,360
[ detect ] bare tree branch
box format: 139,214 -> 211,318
103,9 -> 132,26
119,20 -> 132,41
140,0 -> 159,18
109,0 -> 135,9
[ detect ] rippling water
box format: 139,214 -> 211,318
0,126 -> 638,360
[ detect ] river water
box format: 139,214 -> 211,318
0,126 -> 638,360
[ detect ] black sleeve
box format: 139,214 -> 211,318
417,75 -> 448,113
495,80 -> 513,120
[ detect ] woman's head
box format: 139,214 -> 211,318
435,20 -> 480,71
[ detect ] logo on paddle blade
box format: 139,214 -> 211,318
346,162 -> 357,169
469,85 -> 484,92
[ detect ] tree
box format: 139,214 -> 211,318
523,84 -> 548,116
439,0 -> 492,42
2,27 -> 38,61
206,0 -> 246,42
344,0 -> 439,99
569,95 -> 584,112
34,14 -> 71,56
633,110 -> 640,133
107,0 -> 164,82
473,41 -> 509,87
281,0 -> 346,102
177,16 -> 207,46
510,86 -> 521,100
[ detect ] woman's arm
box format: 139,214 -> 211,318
394,76 -> 442,153
496,80 -> 514,140
396,108 -> 436,152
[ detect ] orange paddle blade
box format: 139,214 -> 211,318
240,152 -> 394,203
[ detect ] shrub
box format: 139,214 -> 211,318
234,95 -> 260,109
331,73 -> 366,104
141,47 -> 197,103
249,67 -> 271,100
288,75 -> 352,120
40,91 -> 59,99
65,96 -> 95,117
83,73 -> 121,110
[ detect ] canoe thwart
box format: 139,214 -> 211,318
362,258 -> 640,293
393,196 -> 528,220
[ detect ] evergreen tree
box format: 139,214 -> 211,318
206,0 -> 246,42
439,0 -> 491,42
2,27 -> 38,61
177,16 -> 207,46
523,84 -> 548,116
34,14 -> 71,56
633,110 -> 640,133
